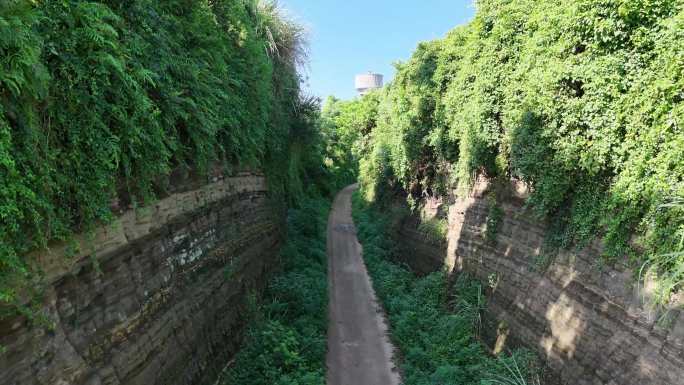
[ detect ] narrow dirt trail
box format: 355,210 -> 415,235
326,184 -> 401,385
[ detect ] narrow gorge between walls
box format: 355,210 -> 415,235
392,179 -> 684,385
4,176 -> 683,385
0,173 -> 284,385
2,0 -> 683,384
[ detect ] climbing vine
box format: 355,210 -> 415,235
0,0 -> 327,317
343,0 -> 684,307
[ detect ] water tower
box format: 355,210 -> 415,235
355,72 -> 383,95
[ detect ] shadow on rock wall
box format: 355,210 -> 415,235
0,174 -> 284,385
395,179 -> 684,385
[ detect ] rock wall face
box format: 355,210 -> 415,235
394,213 -> 445,275
396,179 -> 684,385
0,173 -> 283,385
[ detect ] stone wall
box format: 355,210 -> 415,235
395,179 -> 684,385
0,172 -> 283,385
394,213 -> 445,275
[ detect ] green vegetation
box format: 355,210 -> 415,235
638,199 -> 684,311
334,0 -> 684,307
2,0 -> 682,381
485,194 -> 504,243
319,93 -> 381,186
417,216 -> 448,243
0,0 -> 333,317
221,197 -> 329,385
352,192 -> 540,385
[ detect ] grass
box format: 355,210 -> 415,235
418,217 -> 449,243
220,197 -> 330,385
352,192 -> 540,385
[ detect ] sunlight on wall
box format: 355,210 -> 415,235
542,293 -> 585,359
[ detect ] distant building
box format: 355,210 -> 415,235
355,72 -> 383,95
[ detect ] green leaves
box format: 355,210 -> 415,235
320,94 -> 380,188
0,0 -> 317,317
223,198 -> 329,385
351,0 -> 684,306
352,193 -> 539,385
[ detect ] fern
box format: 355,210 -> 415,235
0,0 -> 322,319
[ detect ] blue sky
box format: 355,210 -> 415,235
279,0 -> 476,100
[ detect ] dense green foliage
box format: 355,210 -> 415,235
319,94 -> 380,186
417,216 -> 448,243
352,192 -> 540,385
0,0 -> 329,316
222,197 -> 329,385
341,0 -> 684,306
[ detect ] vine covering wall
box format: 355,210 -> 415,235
0,0 -> 326,317
343,0 -> 684,308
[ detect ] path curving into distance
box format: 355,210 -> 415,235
326,184 -> 401,385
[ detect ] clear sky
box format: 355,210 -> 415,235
279,0 -> 476,100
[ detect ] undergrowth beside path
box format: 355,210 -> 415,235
221,197 -> 329,385
352,192 -> 540,385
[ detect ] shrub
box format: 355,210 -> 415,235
222,197 -> 329,385
418,217 -> 448,243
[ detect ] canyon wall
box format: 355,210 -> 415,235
394,211 -> 445,276
396,179 -> 684,385
0,172 -> 283,385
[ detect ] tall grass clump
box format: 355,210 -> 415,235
351,192 -> 540,385
221,197 -> 329,385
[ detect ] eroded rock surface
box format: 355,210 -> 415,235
0,173 -> 283,385
395,179 -> 684,385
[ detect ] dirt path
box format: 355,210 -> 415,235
326,184 -> 401,385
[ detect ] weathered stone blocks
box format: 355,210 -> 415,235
0,173 -> 283,385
